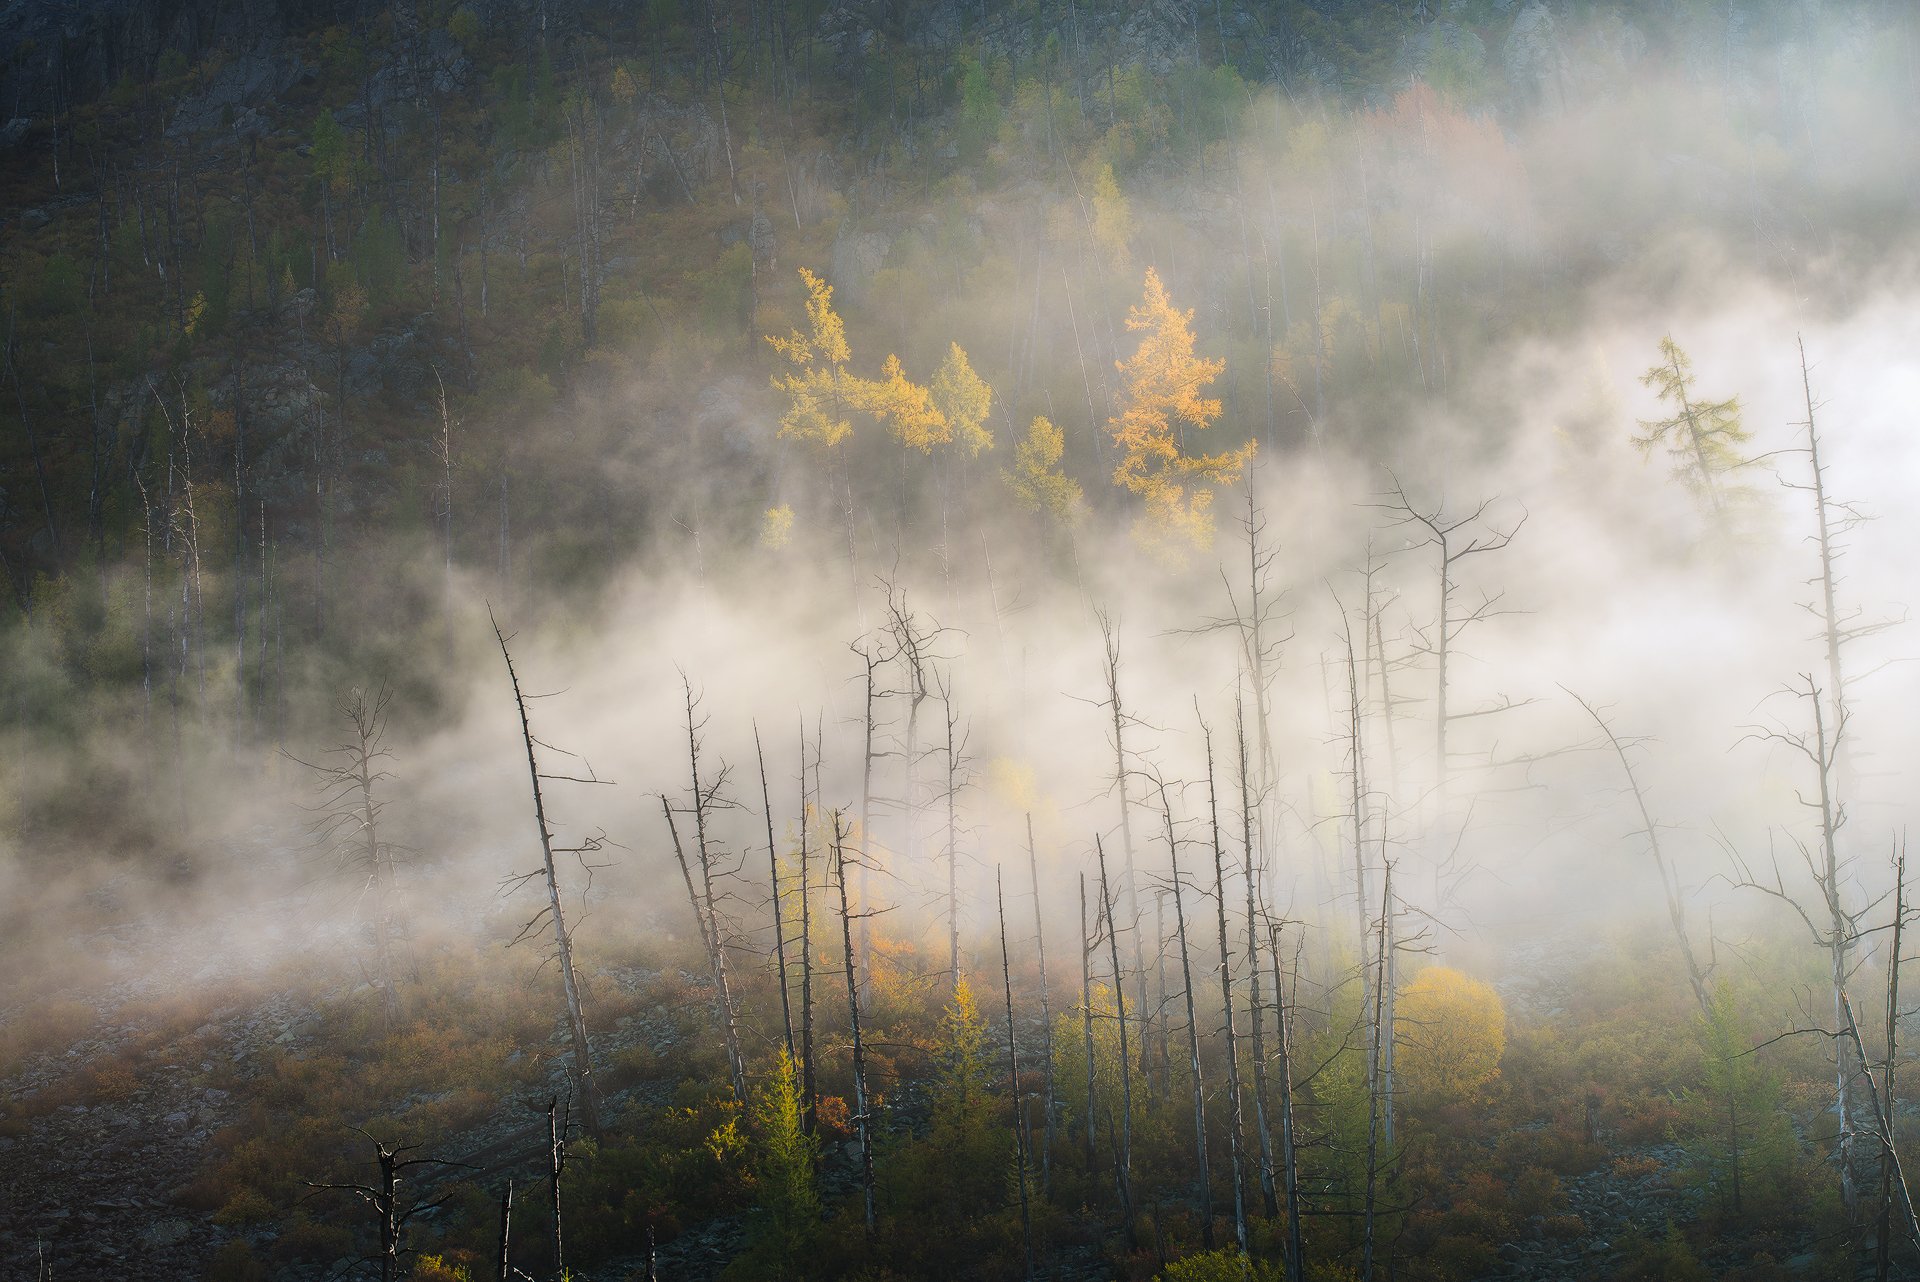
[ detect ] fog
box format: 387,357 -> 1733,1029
5,4 -> 1920,1030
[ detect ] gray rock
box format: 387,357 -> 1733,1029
140,1218 -> 191,1248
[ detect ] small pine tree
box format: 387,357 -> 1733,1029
1634,336 -> 1748,511
748,1049 -> 821,1273
1005,416 -> 1082,523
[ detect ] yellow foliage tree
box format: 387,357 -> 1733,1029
766,267 -> 857,448
1005,415 -> 1082,522
1108,268 -> 1255,554
930,342 -> 993,457
850,353 -> 947,450
1394,966 -> 1506,1103
1088,161 -> 1133,269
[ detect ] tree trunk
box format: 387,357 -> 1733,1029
833,814 -> 877,1232
1096,837 -> 1135,1231
493,619 -> 598,1134
1028,815 -> 1056,1197
1270,924 -> 1308,1282
999,868 -> 1035,1280
682,679 -> 749,1109
1163,782 -> 1214,1250
758,724 -> 797,1065
1205,723 -> 1249,1254
1239,694 -> 1280,1218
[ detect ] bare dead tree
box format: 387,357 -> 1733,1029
943,676 -> 968,984
1158,777 -> 1214,1250
542,1093 -> 570,1279
999,866 -> 1036,1280
662,795 -> 747,1108
1842,989 -> 1920,1255
1096,834 -> 1136,1230
290,683 -> 404,1032
1270,922 -> 1308,1282
494,1180 -> 512,1282
852,637 -> 886,1008
1778,338 -> 1900,845
1565,688 -> 1713,1014
799,716 -> 820,1136
1730,675 -> 1864,1210
304,1132 -> 471,1282
884,587 -> 939,906
1080,871 -> 1100,1176
1096,610 -> 1155,1103
831,809 -> 878,1232
1876,844 -> 1908,1282
1028,814 -> 1057,1197
1373,473 -> 1527,818
758,723 -> 797,1066
1362,861 -> 1394,1282
1202,714 -> 1250,1256
1237,691 -> 1280,1219
493,613 -> 603,1136
679,675 -> 749,1107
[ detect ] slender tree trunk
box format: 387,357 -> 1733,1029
493,619 -> 598,1134
798,728 -> 818,1136
1239,694 -> 1279,1217
1163,782 -> 1214,1250
682,679 -> 749,1108
758,724 -> 797,1065
546,1095 -> 567,1279
1101,614 -> 1153,1099
1028,815 -> 1056,1197
1362,866 -> 1392,1282
999,868 -> 1035,1280
1876,847 -> 1906,1282
833,814 -> 878,1232
947,693 -> 963,983
1096,836 -> 1135,1231
495,1181 -> 512,1282
1080,872 -> 1100,1176
1271,923 -> 1307,1282
1205,724 -> 1249,1254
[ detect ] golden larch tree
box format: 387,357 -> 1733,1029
1005,415 -> 1082,523
1108,267 -> 1256,554
767,267 -> 857,448
930,342 -> 994,457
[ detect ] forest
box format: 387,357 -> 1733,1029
3,0 -> 1920,1278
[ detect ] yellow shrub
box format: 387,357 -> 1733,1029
1396,966 -> 1506,1103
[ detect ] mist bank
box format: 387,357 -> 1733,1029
4,3 -> 1920,1007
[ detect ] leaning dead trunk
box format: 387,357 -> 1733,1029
680,678 -> 749,1108
1100,613 -> 1154,1100
1162,780 -> 1214,1250
1271,923 -> 1307,1282
662,794 -> 748,1110
833,813 -> 878,1232
1238,693 -> 1280,1218
1096,836 -> 1136,1230
493,617 -> 598,1134
798,719 -> 819,1137
1028,815 -> 1057,1197
494,1181 -> 512,1282
758,724 -> 797,1065
999,868 -> 1035,1280
1203,721 -> 1250,1255
1080,872 -> 1100,1176
1362,865 -> 1392,1282
1877,846 -> 1907,1282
